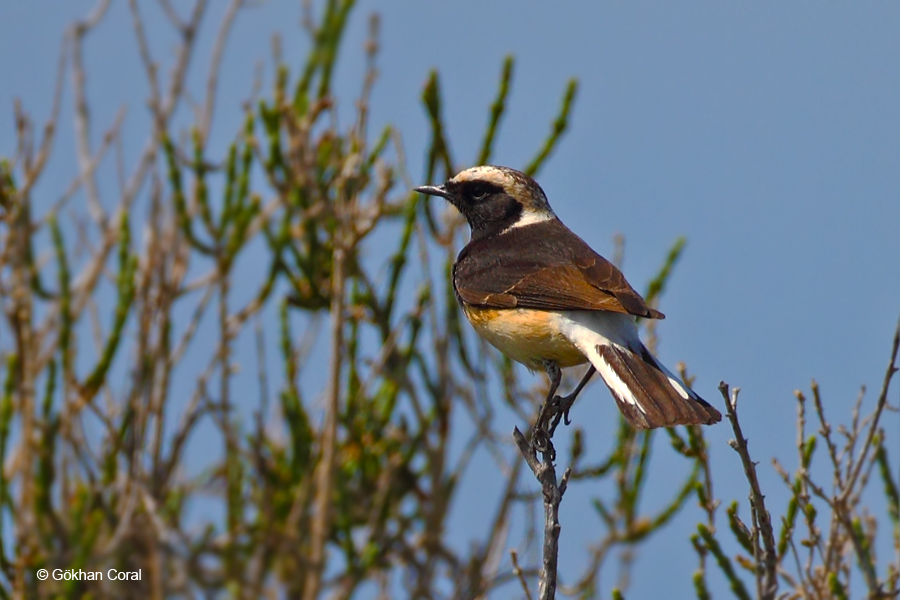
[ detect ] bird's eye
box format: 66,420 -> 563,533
471,186 -> 490,201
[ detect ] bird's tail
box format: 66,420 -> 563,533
588,342 -> 722,429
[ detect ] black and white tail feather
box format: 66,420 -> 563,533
557,311 -> 721,429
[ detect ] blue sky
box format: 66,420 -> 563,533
2,1 -> 899,598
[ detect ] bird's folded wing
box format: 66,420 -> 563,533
454,223 -> 664,319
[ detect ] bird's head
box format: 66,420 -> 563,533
415,165 -> 556,240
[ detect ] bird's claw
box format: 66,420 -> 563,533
530,423 -> 556,461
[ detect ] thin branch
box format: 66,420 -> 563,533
719,382 -> 779,600
511,550 -> 535,600
157,0 -> 185,30
842,318 -> 900,499
162,0 -> 209,118
47,107 -> 126,220
302,186 -> 349,600
513,427 -> 570,600
198,0 -> 243,144
128,0 -> 162,113
18,23 -> 69,198
70,0 -> 112,225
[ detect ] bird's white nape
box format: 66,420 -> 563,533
501,210 -> 556,233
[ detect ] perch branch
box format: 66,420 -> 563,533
514,426 -> 570,600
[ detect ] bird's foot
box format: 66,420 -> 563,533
530,399 -> 557,460
531,395 -> 571,460
548,390 -> 578,436
530,421 -> 556,461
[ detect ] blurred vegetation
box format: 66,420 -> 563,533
0,1 -> 897,599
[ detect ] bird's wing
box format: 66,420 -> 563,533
454,221 -> 664,319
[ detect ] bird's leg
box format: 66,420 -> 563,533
536,360 -> 562,428
532,360 -> 562,456
549,365 -> 596,436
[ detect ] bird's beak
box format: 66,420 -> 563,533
414,184 -> 449,199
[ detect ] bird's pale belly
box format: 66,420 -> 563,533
461,304 -> 588,370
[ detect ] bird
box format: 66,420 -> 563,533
414,165 -> 721,433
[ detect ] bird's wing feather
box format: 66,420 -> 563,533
454,220 -> 663,319
556,311 -> 721,428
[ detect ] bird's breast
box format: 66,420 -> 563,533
460,304 -> 588,370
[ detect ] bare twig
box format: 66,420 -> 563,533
513,427 -> 570,600
70,0 -> 112,225
719,382 -> 778,600
18,24 -> 68,198
511,549 -> 535,600
157,0 -> 185,30
302,190 -> 349,600
47,107 -> 126,219
163,0 -> 209,118
198,0 -> 243,144
127,0 -> 161,113
843,318 -> 899,499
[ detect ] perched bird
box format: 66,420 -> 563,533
415,165 -> 721,431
